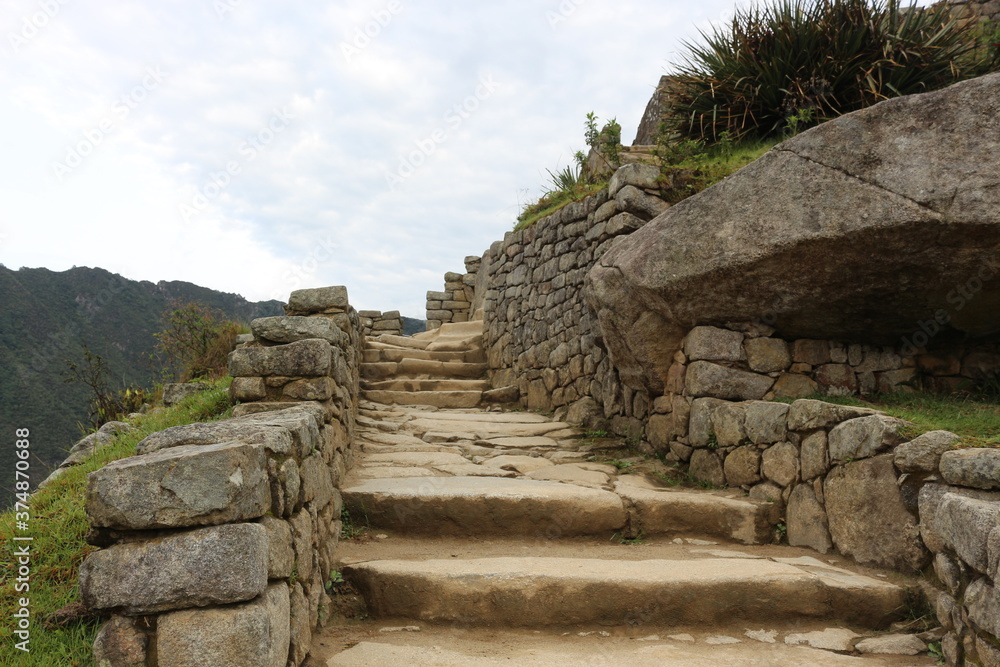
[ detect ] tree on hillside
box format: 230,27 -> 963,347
154,301 -> 244,381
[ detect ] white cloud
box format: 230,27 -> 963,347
0,0 -> 744,318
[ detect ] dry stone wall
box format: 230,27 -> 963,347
425,255 -> 481,330
80,286 -> 363,667
358,310 -> 403,337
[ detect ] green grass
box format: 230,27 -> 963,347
0,378 -> 234,665
514,181 -> 606,231
656,138 -> 776,202
793,391 -> 1000,447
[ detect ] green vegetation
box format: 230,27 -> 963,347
0,265 -> 282,509
0,380 -> 233,665
793,391 -> 1000,447
666,0 -> 999,144
154,300 -> 248,382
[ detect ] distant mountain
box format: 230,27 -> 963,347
402,316 -> 426,336
0,265 -> 284,506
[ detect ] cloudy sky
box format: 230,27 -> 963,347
0,0 -> 896,318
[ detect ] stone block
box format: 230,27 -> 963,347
229,339 -> 332,378
744,401 -> 789,444
792,339 -> 831,365
93,615 -> 148,667
894,430 -> 961,473
934,493 -> 1000,573
786,399 -> 878,431
711,402 -> 747,447
251,316 -> 346,346
762,442 -> 799,487
724,446 -> 761,487
827,415 -> 906,462
163,382 -> 210,407
966,577 -> 1000,638
260,516 -> 294,580
689,449 -> 726,487
157,583 -> 290,667
800,431 -> 829,480
684,326 -> 745,362
940,448 -> 1000,490
771,373 -> 820,399
608,162 -> 661,196
86,442 -> 269,530
287,286 -> 348,313
787,483 -> 832,553
688,398 -> 728,447
282,377 -> 335,401
815,364 -> 857,391
744,337 -> 791,373
824,455 -> 928,573
615,184 -> 669,219
80,524 -> 268,614
231,376 -> 267,402
919,483 -> 1000,553
685,361 -> 773,400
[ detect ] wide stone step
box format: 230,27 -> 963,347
363,379 -> 490,393
342,476 -> 627,536
360,359 -> 488,381
374,334 -> 430,350
342,555 -> 906,629
325,626 -> 930,666
362,346 -> 472,363
362,390 -> 483,409
616,477 -> 781,545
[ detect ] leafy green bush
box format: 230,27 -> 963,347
667,0 -> 998,143
154,301 -> 245,381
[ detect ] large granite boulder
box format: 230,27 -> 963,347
586,73 -> 1000,392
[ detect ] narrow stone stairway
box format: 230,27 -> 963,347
309,322 -> 938,666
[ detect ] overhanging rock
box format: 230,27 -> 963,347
585,73 -> 1000,393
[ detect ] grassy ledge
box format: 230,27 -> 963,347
0,379 -> 234,666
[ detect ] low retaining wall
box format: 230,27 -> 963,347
80,286 -> 362,667
425,256 -> 481,330
358,310 -> 403,337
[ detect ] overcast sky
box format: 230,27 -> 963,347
0,0 -> 930,318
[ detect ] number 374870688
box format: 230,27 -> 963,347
14,428 -> 31,519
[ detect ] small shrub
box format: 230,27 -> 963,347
667,0 -> 998,143
154,301 -> 245,381
62,345 -> 149,430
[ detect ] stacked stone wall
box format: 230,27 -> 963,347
425,256 -> 481,330
80,286 -> 363,667
358,309 -> 403,337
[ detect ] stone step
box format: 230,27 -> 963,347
342,555 -> 906,630
412,320 -> 484,342
360,360 -> 488,381
374,334 -> 430,350
362,346 -> 473,364
324,626 -> 932,666
342,476 -> 627,536
363,379 -> 490,392
616,477 -> 781,545
362,390 -> 483,409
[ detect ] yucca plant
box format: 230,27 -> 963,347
667,0 -> 998,143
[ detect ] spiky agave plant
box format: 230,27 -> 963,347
667,0 -> 997,144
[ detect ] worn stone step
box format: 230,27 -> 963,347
363,379 -> 490,393
616,477 -> 781,545
323,625 -> 931,667
360,360 -> 488,381
342,555 -> 906,629
362,346 -> 472,363
362,390 -> 483,409
374,334 -> 430,350
406,417 -> 572,438
342,476 -> 627,536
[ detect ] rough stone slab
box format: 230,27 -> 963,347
855,634 -> 926,656
827,415 -> 906,462
408,412 -> 552,424
93,615 -> 148,667
482,455 -> 554,474
894,431 -> 961,473
479,436 -> 561,449
163,383 -> 210,407
79,523 -> 268,614
434,463 -> 515,478
344,556 -> 905,628
229,338 -> 333,377
744,401 -> 789,445
824,455 -> 928,573
966,577 -> 1000,639
136,405 -> 323,458
940,448 -> 1000,490
327,638 -> 887,666
157,583 -> 289,667
787,483 -> 832,554
86,441 -> 269,530
784,628 -> 861,651
342,477 -> 626,537
683,326 -> 745,362
684,361 -> 774,400
786,400 -> 877,431
365,379 -> 489,392
615,482 -> 779,545
252,315 -> 346,346
917,483 -> 1000,552
933,493 -> 1000,573
409,418 -> 572,438
353,466 -> 443,479
287,285 -> 348,313
364,452 -> 470,467
364,390 -> 482,409
524,464 -> 610,485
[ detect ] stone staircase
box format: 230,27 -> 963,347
360,320 -> 489,409
310,323 -> 938,666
